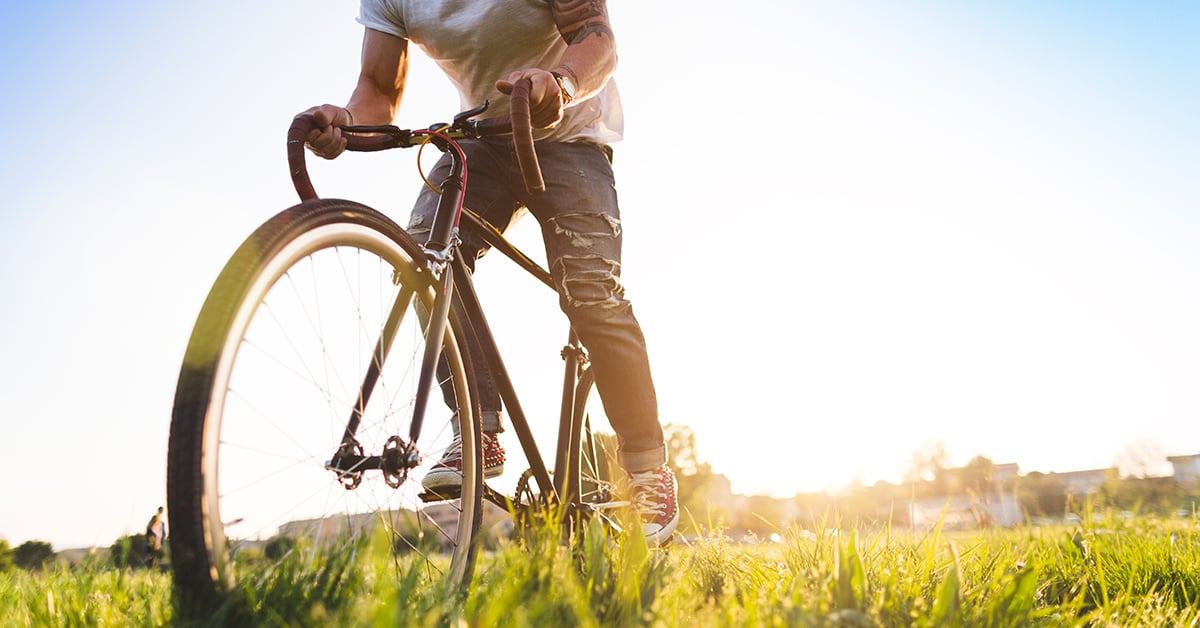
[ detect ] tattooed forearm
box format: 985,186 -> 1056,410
551,0 -> 616,97
568,22 -> 613,45
553,0 -> 613,44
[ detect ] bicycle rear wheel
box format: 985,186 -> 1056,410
570,367 -> 623,526
167,199 -> 483,609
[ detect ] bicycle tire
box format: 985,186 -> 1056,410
167,199 -> 483,609
569,367 -> 622,525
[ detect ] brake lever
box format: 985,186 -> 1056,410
453,101 -> 491,130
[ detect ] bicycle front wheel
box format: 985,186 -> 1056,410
167,199 -> 483,608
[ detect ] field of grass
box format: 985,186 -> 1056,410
4,512 -> 1199,627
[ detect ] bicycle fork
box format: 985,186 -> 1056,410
324,134 -> 468,489
322,266 -> 453,489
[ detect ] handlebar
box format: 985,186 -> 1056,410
287,77 -> 545,202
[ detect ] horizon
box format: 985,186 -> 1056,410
20,440 -> 1191,552
5,436 -> 1189,551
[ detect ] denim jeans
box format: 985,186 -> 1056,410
406,138 -> 665,473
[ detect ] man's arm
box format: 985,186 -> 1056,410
348,28 -> 410,124
305,28 -> 409,159
496,0 -> 617,128
550,0 -> 617,104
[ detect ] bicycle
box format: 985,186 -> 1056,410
166,80 -> 628,605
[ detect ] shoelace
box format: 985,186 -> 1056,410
439,435 -> 463,462
629,469 -> 668,516
437,433 -> 498,464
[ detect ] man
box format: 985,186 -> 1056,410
145,506 -> 166,567
302,0 -> 677,545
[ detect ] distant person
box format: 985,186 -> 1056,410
145,506 -> 167,567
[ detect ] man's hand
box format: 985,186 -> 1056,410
496,69 -> 565,129
301,105 -> 354,159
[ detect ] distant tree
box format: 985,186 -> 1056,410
0,539 -> 13,573
905,440 -> 951,496
961,456 -> 995,497
1018,472 -> 1067,518
110,534 -> 149,568
1101,476 -> 1178,514
586,428 -> 719,522
662,424 -> 717,521
265,536 -> 297,560
859,480 -> 909,521
663,424 -> 711,477
13,540 -> 55,571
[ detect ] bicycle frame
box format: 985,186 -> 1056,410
449,218 -> 596,514
290,93 -> 605,519
421,127 -> 596,512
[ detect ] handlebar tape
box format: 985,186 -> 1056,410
286,114 -> 319,201
286,77 -> 546,202
508,78 -> 545,194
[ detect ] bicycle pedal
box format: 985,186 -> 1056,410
419,487 -> 462,502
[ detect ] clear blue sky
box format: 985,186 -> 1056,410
2,1 -> 1198,549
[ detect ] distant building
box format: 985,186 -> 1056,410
1168,453 -> 1200,487
992,463 -> 1020,486
274,502 -> 509,548
1054,467 -> 1116,497
909,493 -> 1023,529
276,511 -> 375,540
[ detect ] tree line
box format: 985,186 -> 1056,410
663,430 -> 1200,535
0,538 -> 55,572
5,431 -> 1193,564
0,533 -> 167,572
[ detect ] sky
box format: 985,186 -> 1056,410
1,1 -> 1198,550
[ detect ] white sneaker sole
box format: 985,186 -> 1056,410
642,510 -> 679,547
421,464 -> 504,491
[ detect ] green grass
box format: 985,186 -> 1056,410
5,513 -> 1199,626
0,563 -> 173,626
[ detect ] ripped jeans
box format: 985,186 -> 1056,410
406,138 -> 665,473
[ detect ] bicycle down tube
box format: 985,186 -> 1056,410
454,212 -> 595,509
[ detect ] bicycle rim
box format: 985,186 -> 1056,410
167,199 -> 482,608
571,368 -> 623,527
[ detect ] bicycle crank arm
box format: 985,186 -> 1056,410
326,439 -> 420,481
324,454 -> 388,473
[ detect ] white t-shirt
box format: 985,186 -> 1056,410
358,0 -> 623,144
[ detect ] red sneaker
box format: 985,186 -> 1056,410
421,432 -> 505,491
629,464 -> 679,546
